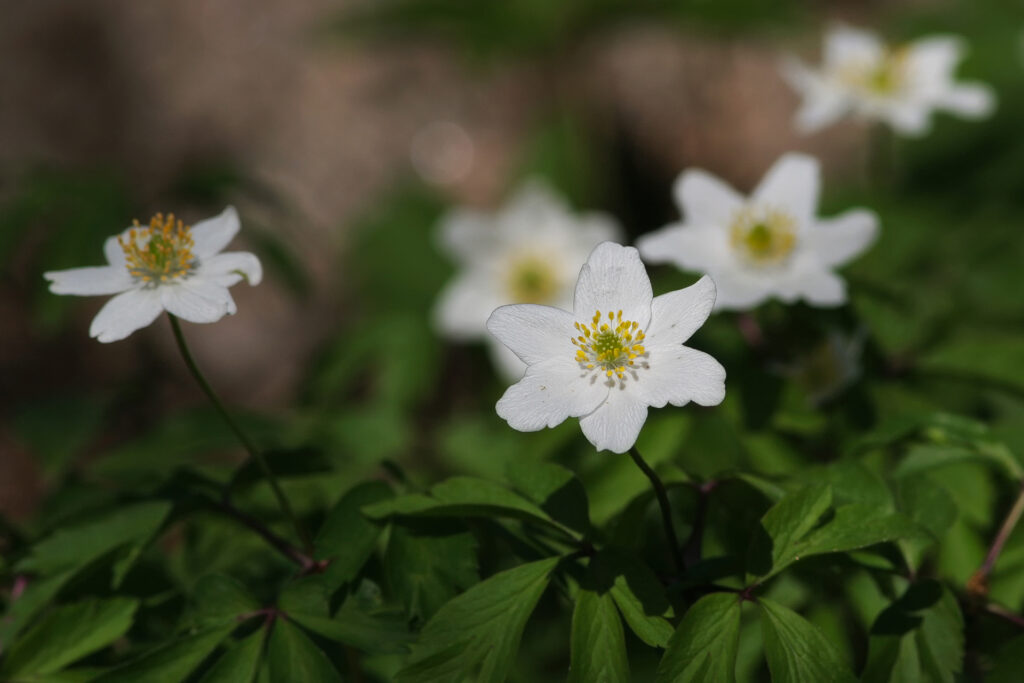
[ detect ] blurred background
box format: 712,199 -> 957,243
3,0 -> 1024,595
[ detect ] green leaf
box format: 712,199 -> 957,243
861,581 -> 964,683
92,625 -> 236,683
896,443 -> 1023,482
18,502 -> 172,580
599,554 -> 674,649
396,557 -> 559,683
656,593 -> 740,683
363,476 -> 578,539
265,619 -> 342,683
288,582 -> 412,654
386,520 -> 479,623
749,484 -> 832,578
186,574 -> 261,629
198,630 -> 266,683
505,460 -> 591,537
568,589 -> 629,683
989,633 -> 1024,683
758,598 -> 857,683
795,505 -> 925,560
314,481 -> 392,590
1,598 -> 137,678
0,571 -> 75,653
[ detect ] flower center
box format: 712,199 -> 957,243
572,310 -> 647,380
838,48 -> 908,96
119,213 -> 197,284
506,254 -> 559,304
729,206 -> 797,266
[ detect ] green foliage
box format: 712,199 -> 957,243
569,587 -> 630,683
758,598 -> 857,683
656,593 -> 741,683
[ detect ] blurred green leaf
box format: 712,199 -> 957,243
314,481 -> 392,590
568,588 -> 629,683
759,598 -> 857,683
92,625 -> 236,683
656,592 -> 740,683
265,619 -> 342,683
749,484 -> 832,579
185,574 -> 261,629
197,629 -> 265,683
12,395 -> 107,478
396,557 -> 558,683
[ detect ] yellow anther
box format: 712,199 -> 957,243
119,213 -> 196,284
570,309 -> 648,382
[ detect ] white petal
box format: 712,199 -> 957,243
199,251 -> 263,287
104,234 -> 128,268
89,288 -> 164,343
672,169 -> 745,227
797,269 -> 847,307
806,209 -> 879,268
637,346 -> 726,408
905,36 -> 963,88
489,341 -> 528,382
752,154 -> 820,226
824,24 -> 885,70
189,206 -> 240,259
885,104 -> 932,136
637,225 -> 726,273
436,208 -> 492,264
646,275 -> 716,347
937,83 -> 996,119
44,265 -> 133,296
578,388 -> 648,454
496,358 -> 609,432
573,243 -> 653,328
487,304 -> 574,366
575,213 -> 623,247
712,273 -> 771,311
433,275 -> 497,340
161,280 -> 235,323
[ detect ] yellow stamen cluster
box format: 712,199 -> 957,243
571,310 -> 647,380
506,254 -> 559,304
119,213 -> 196,284
838,48 -> 908,96
729,206 -> 797,266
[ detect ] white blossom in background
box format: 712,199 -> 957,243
488,242 -> 725,454
434,180 -> 622,379
44,207 -> 262,342
783,24 -> 995,136
637,153 -> 878,310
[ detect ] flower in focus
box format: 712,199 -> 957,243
44,206 -> 262,342
783,24 -> 995,136
434,180 -> 621,379
488,242 -> 725,453
637,153 -> 877,311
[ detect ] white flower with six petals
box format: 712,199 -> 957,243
44,206 -> 262,342
784,24 -> 995,136
488,242 -> 725,454
637,153 -> 878,311
434,180 -> 621,379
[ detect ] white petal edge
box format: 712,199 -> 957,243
938,83 -> 996,119
573,243 -> 653,328
752,154 -> 821,226
433,274 -> 497,340
797,269 -> 847,307
161,280 -> 236,324
437,207 -> 494,264
824,24 -> 885,70
672,169 -> 745,227
806,209 -> 879,268
199,251 -> 263,287
578,389 -> 649,454
190,206 -> 241,259
635,346 -> 726,409
486,304 -> 575,367
637,224 -> 726,274
104,234 -> 128,268
496,358 -> 609,432
711,273 -> 772,311
488,340 -> 528,382
44,265 -> 134,296
89,287 -> 164,343
645,275 -> 716,348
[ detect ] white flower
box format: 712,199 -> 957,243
783,24 -> 995,136
487,242 -> 725,454
636,153 -> 878,311
434,180 -> 621,379
44,206 -> 262,342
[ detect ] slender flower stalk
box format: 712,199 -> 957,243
967,480 -> 1024,598
169,314 -> 311,554
628,446 -> 684,576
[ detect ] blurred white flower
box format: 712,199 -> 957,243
488,242 -> 725,453
44,206 -> 262,342
434,180 -> 621,379
783,24 -> 995,136
637,153 -> 878,310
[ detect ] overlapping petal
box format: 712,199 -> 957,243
578,389 -> 649,454
496,358 -> 609,432
752,154 -> 820,226
200,252 -> 264,287
645,276 -> 716,347
89,288 -> 164,343
190,206 -> 241,259
487,304 -> 575,366
161,280 -> 236,323
673,169 -> 744,227
573,243 -> 652,328
636,346 -> 726,409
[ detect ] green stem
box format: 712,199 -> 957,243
968,479 -> 1024,598
168,314 -> 311,553
628,446 -> 685,576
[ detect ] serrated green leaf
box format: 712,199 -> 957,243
289,589 -> 412,654
1,598 -> 137,678
0,571 -> 75,653
505,460 -> 591,537
386,520 -> 479,623
198,629 -> 266,683
896,443 -> 1022,481
277,576 -> 331,618
265,619 -> 342,683
314,481 -> 392,590
598,554 -> 673,649
897,475 -> 957,569
749,484 -> 832,578
795,505 -> 925,559
758,598 -> 857,683
568,589 -> 629,683
862,581 -> 964,683
655,593 -> 740,683
186,574 -> 261,629
396,557 -> 559,683
92,625 -> 236,683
